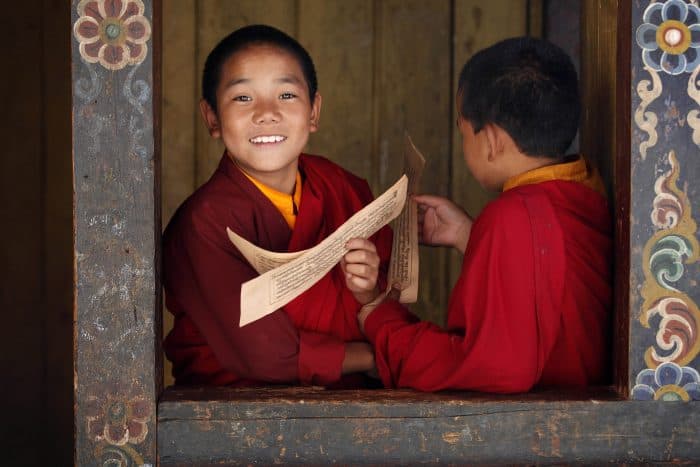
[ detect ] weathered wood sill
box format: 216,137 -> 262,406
159,386 -> 699,465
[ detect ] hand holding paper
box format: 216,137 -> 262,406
341,237 -> 381,305
228,134 -> 426,327
231,175 -> 408,326
414,194 -> 473,254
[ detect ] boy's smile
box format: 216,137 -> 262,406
249,135 -> 286,144
200,44 -> 322,194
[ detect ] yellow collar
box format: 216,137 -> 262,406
239,168 -> 303,229
502,156 -> 605,196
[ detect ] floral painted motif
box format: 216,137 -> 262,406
652,153 -> 684,229
636,0 -> 700,75
649,235 -> 693,291
634,66 -> 662,160
640,151 -> 700,372
85,383 -> 153,446
642,297 -> 699,365
73,0 -> 151,70
632,362 -> 700,400
689,64 -> 700,145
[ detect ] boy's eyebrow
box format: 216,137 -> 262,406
222,75 -> 303,89
223,78 -> 250,88
274,75 -> 303,85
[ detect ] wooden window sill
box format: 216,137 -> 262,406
158,386 -> 699,464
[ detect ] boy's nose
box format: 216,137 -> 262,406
253,100 -> 281,124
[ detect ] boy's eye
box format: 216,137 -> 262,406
233,95 -> 251,102
280,92 -> 297,100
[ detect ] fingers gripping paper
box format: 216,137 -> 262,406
227,134 -> 426,327
231,175 -> 408,326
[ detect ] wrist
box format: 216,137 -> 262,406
455,221 -> 471,254
353,287 -> 380,306
341,342 -> 375,374
358,292 -> 386,333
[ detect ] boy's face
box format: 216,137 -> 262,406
201,44 -> 321,191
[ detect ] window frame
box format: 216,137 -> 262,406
72,1 -> 700,465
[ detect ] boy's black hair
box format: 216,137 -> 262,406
457,37 -> 580,159
202,24 -> 318,114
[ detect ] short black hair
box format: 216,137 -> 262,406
202,24 -> 318,114
457,37 -> 580,159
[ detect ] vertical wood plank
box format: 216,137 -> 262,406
42,0 -> 73,464
299,0 -> 376,186
528,0 -> 544,37
544,0 -> 582,156
163,0 -> 197,223
195,0 -> 298,186
1,3 -> 43,466
73,0 -> 159,463
162,0 -> 196,388
581,0 -> 617,199
376,0 -> 452,324
613,0 -> 631,398
581,0 -> 620,388
450,0 -> 529,286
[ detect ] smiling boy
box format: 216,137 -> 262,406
163,25 -> 392,387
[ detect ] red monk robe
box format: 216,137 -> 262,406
364,156 -> 611,393
163,153 -> 392,387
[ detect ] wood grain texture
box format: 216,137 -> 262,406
162,0 -> 197,223
162,0 -> 196,389
613,0 -> 631,397
375,0 -> 452,324
581,0 -> 621,390
158,386 -> 700,465
73,0 -> 159,464
581,0 -> 618,200
300,0 -> 375,186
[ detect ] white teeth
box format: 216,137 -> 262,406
250,135 -> 285,144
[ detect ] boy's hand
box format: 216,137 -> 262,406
341,238 -> 380,305
414,194 -> 473,254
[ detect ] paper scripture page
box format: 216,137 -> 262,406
237,175 -> 408,326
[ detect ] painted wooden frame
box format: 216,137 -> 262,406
73,0 -> 160,464
73,0 -> 700,464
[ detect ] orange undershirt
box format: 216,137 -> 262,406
503,155 -> 606,196
239,168 -> 303,229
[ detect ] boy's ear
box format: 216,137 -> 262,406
483,123 -> 506,161
199,99 -> 221,139
309,93 -> 322,133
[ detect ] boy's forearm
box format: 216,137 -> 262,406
341,342 -> 375,374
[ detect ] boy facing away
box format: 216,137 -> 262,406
163,25 -> 391,387
359,37 -> 612,393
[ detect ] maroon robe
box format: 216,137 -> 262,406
364,179 -> 612,393
163,153 -> 392,386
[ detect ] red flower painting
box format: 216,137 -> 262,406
85,383 -> 153,446
73,0 -> 151,70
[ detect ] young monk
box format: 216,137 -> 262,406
359,37 -> 612,393
163,25 -> 391,387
